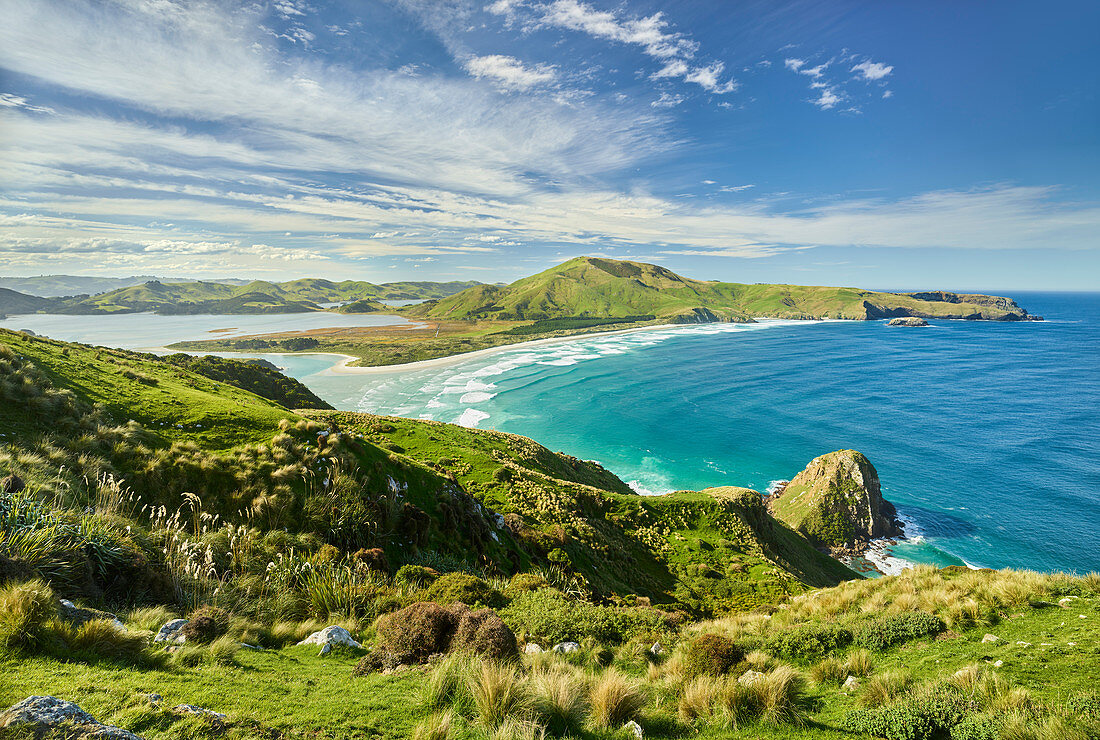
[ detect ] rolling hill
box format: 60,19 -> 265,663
408,256 -> 1041,323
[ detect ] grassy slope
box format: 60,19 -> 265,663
0,288 -> 53,316
410,257 -> 1035,323
309,411 -> 857,608
0,329 -> 294,450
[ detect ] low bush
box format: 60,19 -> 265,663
425,573 -> 503,609
766,622 -> 852,661
501,589 -> 678,645
855,611 -> 945,651
845,705 -> 935,740
950,714 -> 1000,740
504,573 -> 548,595
395,565 -> 438,589
375,602 -> 458,664
683,633 -> 743,677
181,605 -> 230,644
450,608 -> 519,663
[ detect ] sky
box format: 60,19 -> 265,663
0,0 -> 1098,291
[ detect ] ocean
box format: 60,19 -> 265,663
4,293 -> 1097,575
312,292 -> 1100,575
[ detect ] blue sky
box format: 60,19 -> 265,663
0,0 -> 1097,290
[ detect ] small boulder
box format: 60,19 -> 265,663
552,641 -> 580,654
154,619 -> 189,644
649,642 -> 664,656
0,696 -> 142,740
993,660 -> 1004,668
623,719 -> 644,739
981,634 -> 999,644
737,670 -> 766,686
1,474 -> 24,494
297,625 -> 362,649
59,599 -> 125,630
524,643 -> 544,654
842,675 -> 861,692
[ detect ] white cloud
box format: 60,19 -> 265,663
851,60 -> 893,81
539,0 -> 697,60
684,62 -> 737,94
719,184 -> 755,192
883,90 -> 894,99
784,58 -> 804,72
650,59 -> 688,80
464,54 -> 557,89
813,87 -> 841,110
651,92 -> 683,108
0,93 -> 53,114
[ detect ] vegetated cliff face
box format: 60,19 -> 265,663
767,450 -> 903,550
864,291 -> 1042,321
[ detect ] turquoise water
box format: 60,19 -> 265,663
318,294 -> 1100,575
5,296 -> 1098,574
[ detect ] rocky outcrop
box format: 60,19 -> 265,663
766,450 -> 902,550
0,696 -> 142,740
865,292 -> 1042,321
887,317 -> 928,327
154,618 -> 188,644
58,599 -> 125,630
297,625 -> 362,650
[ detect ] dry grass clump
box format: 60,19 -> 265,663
488,717 -> 545,740
588,669 -> 645,728
844,648 -> 874,677
811,656 -> 848,685
424,653 -> 476,713
468,660 -> 531,727
55,619 -> 149,663
860,669 -> 914,706
678,675 -> 723,723
0,579 -> 56,650
679,665 -> 807,728
411,711 -> 455,740
752,665 -> 807,725
529,666 -> 587,735
124,605 -> 177,632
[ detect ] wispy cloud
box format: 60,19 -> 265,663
783,52 -> 892,112
851,60 -> 893,81
464,55 -> 557,89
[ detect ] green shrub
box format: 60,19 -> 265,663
855,611 -> 945,651
0,579 -> 57,650
501,589 -> 676,645
683,633 -> 743,677
504,573 -> 548,595
181,605 -> 230,644
950,714 -> 1000,740
425,573 -> 503,608
766,623 -> 852,661
1067,693 -> 1100,722
395,565 -> 438,589
844,705 -> 935,740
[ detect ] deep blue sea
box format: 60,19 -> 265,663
310,293 -> 1100,575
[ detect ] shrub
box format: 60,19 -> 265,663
353,548 -> 390,574
529,667 -> 588,735
950,714 -> 1000,740
766,622 -> 852,661
451,609 -> 519,663
505,574 -> 548,595
426,573 -> 503,609
375,602 -> 458,664
0,579 -> 57,650
501,589 -> 676,645
845,705 -> 936,740
855,611 -> 945,651
588,670 -> 645,728
181,606 -> 229,644
468,660 -> 530,727
395,565 -> 438,589
683,633 -> 743,677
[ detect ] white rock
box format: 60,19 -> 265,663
842,675 -> 860,692
981,634 -> 999,643
649,642 -> 664,656
524,643 -> 544,654
737,670 -> 766,686
623,720 -> 644,739
552,641 -> 580,654
1016,641 -> 1031,647
172,705 -> 226,720
153,619 -> 189,644
993,660 -> 1004,668
0,696 -> 142,740
297,625 -> 362,649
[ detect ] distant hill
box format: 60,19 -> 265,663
408,256 -> 1041,323
0,274 -> 249,297
0,278 -> 485,316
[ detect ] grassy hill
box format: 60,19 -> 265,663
409,257 -> 1040,323
0,288 -> 55,318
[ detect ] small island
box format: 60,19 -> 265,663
887,317 -> 929,327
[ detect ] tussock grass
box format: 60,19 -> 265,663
0,579 -> 56,650
588,669 -> 645,729
844,648 -> 874,677
411,711 -> 455,740
811,656 -> 847,684
751,665 -> 807,725
860,669 -> 913,707
678,675 -> 722,723
425,653 -> 475,714
468,660 -> 530,727
528,666 -> 587,735
125,605 -> 177,632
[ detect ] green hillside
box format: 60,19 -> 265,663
409,257 -> 1040,323
0,288 -> 54,317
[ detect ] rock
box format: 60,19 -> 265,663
623,719 -> 644,739
524,643 -> 544,654
981,634 -> 999,643
318,643 -> 332,656
1,474 -> 25,494
0,696 -> 142,740
145,695 -> 161,706
842,675 -> 861,692
887,317 -> 929,327
993,660 -> 1004,668
58,599 -> 125,630
649,642 -> 664,656
1016,641 -> 1032,647
737,670 -> 766,686
172,705 -> 226,720
552,641 -> 580,654
154,619 -> 188,644
766,450 -> 903,549
1058,596 -> 1078,608
297,625 -> 362,649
